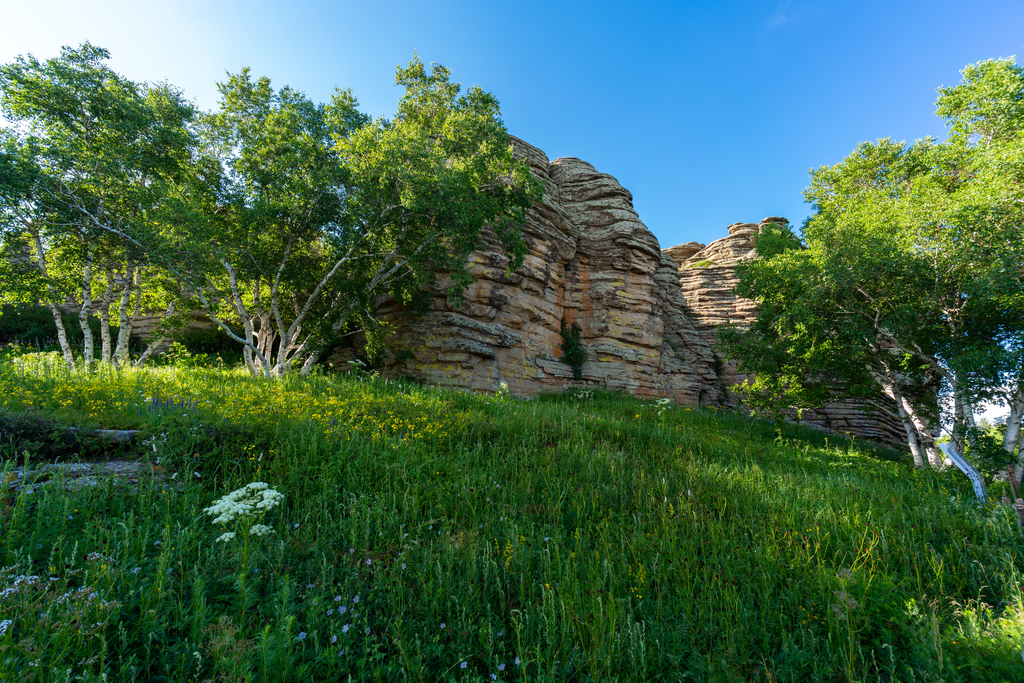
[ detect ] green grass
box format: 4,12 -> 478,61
1,348 -> 1022,682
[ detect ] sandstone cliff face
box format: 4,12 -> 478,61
379,137 -> 719,404
378,138 -> 903,447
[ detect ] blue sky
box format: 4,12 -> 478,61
3,0 -> 1024,249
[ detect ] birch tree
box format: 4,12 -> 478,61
0,43 -> 196,369
720,58 -> 1024,468
175,57 -> 541,378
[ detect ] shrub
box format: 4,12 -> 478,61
559,319 -> 588,380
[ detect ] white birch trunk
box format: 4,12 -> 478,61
952,390 -> 977,453
886,384 -> 926,467
98,268 -> 116,364
78,247 -> 96,371
45,302 -> 76,369
299,350 -> 321,376
1005,385 -> 1024,481
113,263 -> 137,366
28,226 -> 75,369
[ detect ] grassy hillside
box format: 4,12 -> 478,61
1,348 -> 1022,682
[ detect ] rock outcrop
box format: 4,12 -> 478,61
675,219 -> 906,446
377,137 -> 904,447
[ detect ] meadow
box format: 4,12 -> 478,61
1,347 -> 1022,682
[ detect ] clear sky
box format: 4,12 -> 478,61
3,0 -> 1023,250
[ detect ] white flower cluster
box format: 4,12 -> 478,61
0,619 -> 11,637
203,482 -> 284,525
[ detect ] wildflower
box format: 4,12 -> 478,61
498,630 -> 503,636
326,609 -> 334,615
461,662 -> 467,669
401,563 -> 407,570
298,632 -> 306,640
366,559 -> 371,566
440,622 -> 446,629
332,635 -> 338,643
499,663 -> 505,671
515,657 -> 521,666
342,624 -> 350,633
0,620 -> 11,637
364,627 -> 370,634
194,472 -> 201,478
339,606 -> 347,614
334,595 -> 342,602
216,532 -> 237,543
353,596 -> 359,603
293,523 -> 299,529
204,483 -> 284,525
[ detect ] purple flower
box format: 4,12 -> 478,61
297,632 -> 306,640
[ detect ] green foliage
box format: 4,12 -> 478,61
0,43 -> 197,368
559,318 -> 588,380
722,61 -> 1024,465
173,326 -> 244,365
963,423 -> 1018,483
753,219 -> 804,259
936,57 -> 1024,144
1,356 -> 1023,680
160,55 -> 542,378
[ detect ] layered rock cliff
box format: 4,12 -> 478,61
377,137 -> 904,447
674,220 -> 906,446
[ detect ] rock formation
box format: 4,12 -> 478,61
377,137 -> 905,447
675,220 -> 906,446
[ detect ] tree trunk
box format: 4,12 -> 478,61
1006,386 -> 1024,481
45,301 -> 76,369
952,389 -> 977,454
78,247 -> 96,371
29,223 -> 75,368
887,384 -> 926,467
897,393 -> 944,468
98,268 -> 116,365
135,301 -> 175,368
113,263 -> 137,366
299,350 -> 320,376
